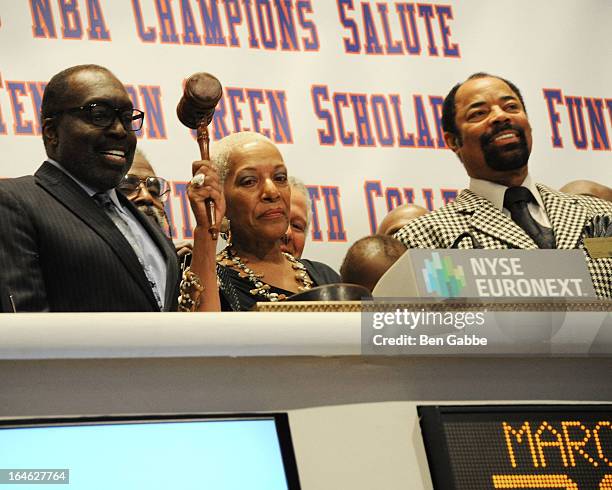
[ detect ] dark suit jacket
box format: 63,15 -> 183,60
0,162 -> 180,312
395,184 -> 612,299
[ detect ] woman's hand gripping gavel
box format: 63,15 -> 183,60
176,72 -> 223,239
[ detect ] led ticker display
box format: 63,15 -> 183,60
418,405 -> 612,489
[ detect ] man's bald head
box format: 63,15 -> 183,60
340,235 -> 406,292
377,204 -> 428,235
560,180 -> 612,202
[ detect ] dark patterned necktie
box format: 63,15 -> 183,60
503,187 -> 556,249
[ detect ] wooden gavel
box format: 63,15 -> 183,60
176,72 -> 223,240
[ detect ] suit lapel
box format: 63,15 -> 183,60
118,194 -> 179,310
455,190 -> 538,249
35,162 -> 159,308
538,184 -> 588,249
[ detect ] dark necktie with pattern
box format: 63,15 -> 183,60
503,186 -> 556,249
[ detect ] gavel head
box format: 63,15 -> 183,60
176,73 -> 223,129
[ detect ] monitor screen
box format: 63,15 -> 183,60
418,404 -> 612,490
0,413 -> 300,489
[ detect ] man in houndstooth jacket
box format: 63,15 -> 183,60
394,73 -> 612,299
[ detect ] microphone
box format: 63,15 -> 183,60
176,72 -> 223,240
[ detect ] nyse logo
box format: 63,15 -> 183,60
422,252 -> 466,297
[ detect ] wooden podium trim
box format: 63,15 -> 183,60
255,298 -> 611,313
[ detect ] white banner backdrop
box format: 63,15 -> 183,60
0,0 -> 610,269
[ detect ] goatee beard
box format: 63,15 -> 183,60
480,123 -> 530,171
138,205 -> 169,233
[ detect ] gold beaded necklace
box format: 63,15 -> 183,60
217,246 -> 313,302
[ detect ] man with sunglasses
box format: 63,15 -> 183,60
0,64 -> 179,311
120,150 -> 171,234
119,151 -> 194,265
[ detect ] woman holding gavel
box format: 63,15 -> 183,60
181,131 -> 339,311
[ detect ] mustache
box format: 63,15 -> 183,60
480,122 -> 526,146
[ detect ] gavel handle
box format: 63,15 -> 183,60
196,120 -> 218,240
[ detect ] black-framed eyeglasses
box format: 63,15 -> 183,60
117,174 -> 170,201
51,103 -> 145,131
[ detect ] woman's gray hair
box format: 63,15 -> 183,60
210,131 -> 276,183
288,176 -> 312,232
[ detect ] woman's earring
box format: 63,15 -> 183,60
220,217 -> 232,245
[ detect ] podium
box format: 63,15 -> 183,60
1,305 -> 611,489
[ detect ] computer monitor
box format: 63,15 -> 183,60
0,413 -> 300,489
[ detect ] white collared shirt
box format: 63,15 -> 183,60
469,174 -> 552,228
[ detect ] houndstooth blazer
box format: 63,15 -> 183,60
394,184 -> 612,298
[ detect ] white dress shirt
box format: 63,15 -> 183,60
469,174 -> 552,228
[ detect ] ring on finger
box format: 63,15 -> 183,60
191,174 -> 206,187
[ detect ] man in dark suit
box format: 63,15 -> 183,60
0,64 -> 179,311
395,73 -> 612,298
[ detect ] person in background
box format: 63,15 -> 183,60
560,180 -> 612,202
340,235 -> 406,292
394,72 -> 612,298
0,64 -> 179,311
119,149 -> 193,263
118,149 -> 171,234
280,176 -> 311,258
376,203 -> 428,236
182,131 -> 340,311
